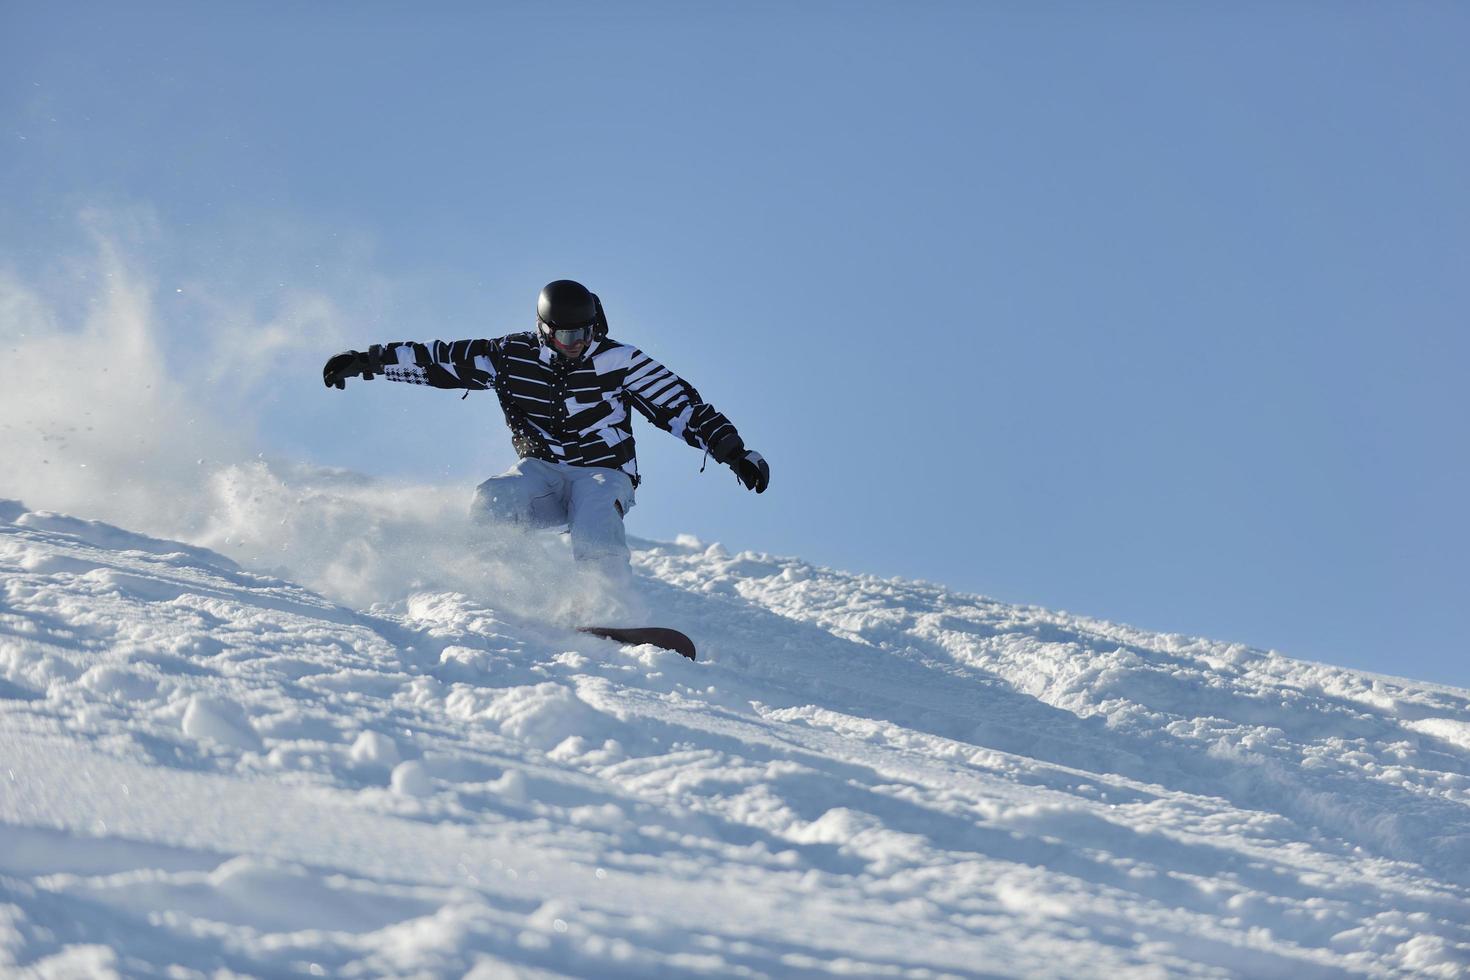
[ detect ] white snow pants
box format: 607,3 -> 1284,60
471,458 -> 635,566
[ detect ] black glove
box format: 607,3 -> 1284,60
323,349 -> 374,389
710,434 -> 770,494
733,449 -> 770,493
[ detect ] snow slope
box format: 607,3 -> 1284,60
2,498 -> 1469,978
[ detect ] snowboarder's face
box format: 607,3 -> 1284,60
553,335 -> 589,358
540,321 -> 592,359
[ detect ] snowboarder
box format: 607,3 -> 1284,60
322,279 -> 769,595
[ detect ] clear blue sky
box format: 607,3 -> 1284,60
3,2 -> 1467,685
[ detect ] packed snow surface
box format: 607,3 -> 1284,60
2,498 -> 1469,978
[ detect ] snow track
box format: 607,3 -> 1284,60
2,503 -> 1468,977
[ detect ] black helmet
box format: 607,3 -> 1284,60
536,279 -> 600,358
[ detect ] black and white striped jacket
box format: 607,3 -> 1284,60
366,332 -> 741,487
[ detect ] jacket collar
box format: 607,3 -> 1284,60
539,335 -> 601,365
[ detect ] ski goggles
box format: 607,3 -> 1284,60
539,320 -> 593,347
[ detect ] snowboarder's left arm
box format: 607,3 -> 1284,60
621,350 -> 770,493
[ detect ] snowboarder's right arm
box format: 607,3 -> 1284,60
322,340 -> 499,391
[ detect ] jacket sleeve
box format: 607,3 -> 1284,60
370,339 -> 498,391
621,349 -> 741,456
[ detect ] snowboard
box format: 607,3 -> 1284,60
578,626 -> 697,661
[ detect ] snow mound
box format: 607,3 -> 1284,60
2,503 -> 1469,977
